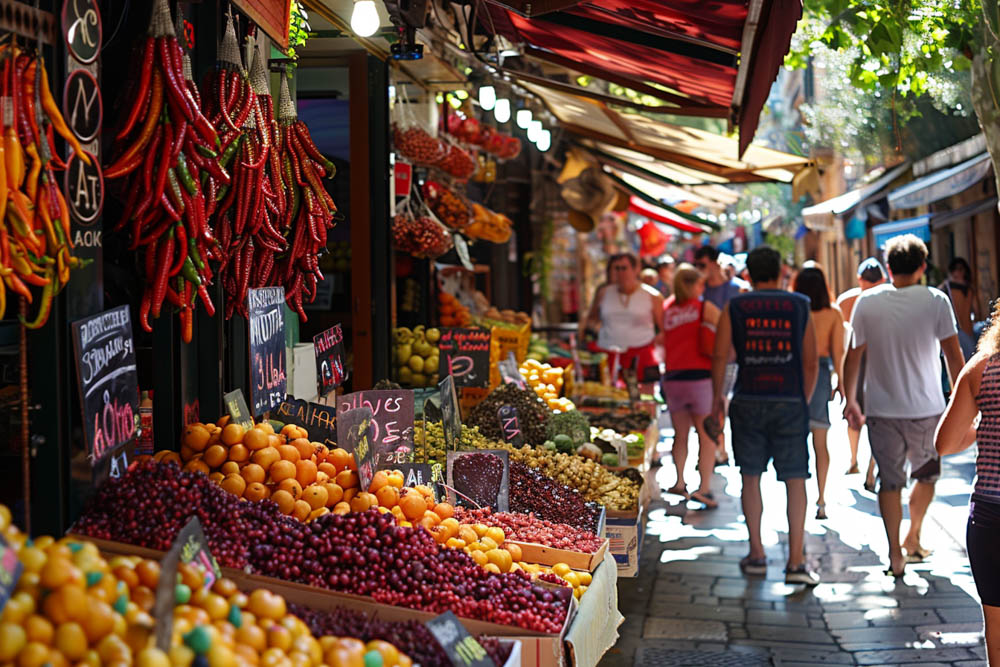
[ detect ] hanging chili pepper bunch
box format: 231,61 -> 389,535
207,21 -> 285,320
0,41 -> 87,329
105,0 -> 224,343
271,70 -> 338,322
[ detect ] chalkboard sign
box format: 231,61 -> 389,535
447,450 -> 509,512
497,405 -> 525,448
64,150 -> 103,224
93,442 -> 133,487
438,328 -> 490,388
438,375 -> 460,451
62,0 -> 102,64
498,353 -> 525,390
248,287 -> 287,416
0,533 -> 23,613
223,390 -> 254,431
337,407 -> 375,490
425,611 -> 495,667
377,461 -> 435,495
275,396 -> 336,448
71,305 -> 140,464
338,391 -> 414,467
154,517 -> 219,651
313,324 -> 347,396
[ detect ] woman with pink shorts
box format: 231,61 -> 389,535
661,264 -> 720,508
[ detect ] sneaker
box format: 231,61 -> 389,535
739,556 -> 767,576
785,565 -> 820,586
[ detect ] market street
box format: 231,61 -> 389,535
601,406 -> 988,666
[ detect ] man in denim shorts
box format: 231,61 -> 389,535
712,246 -> 820,585
844,234 -> 964,576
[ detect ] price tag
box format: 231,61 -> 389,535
378,462 -> 436,499
275,396 -> 337,448
497,405 -> 524,448
338,391 -> 415,467
154,517 -> 220,651
438,328 -> 490,388
425,611 -> 496,667
497,353 -> 525,390
0,533 -> 23,611
247,287 -> 287,416
438,375 -> 460,451
453,234 -> 474,271
447,450 -> 509,512
313,324 -> 347,397
337,407 -> 375,490
223,390 -> 254,431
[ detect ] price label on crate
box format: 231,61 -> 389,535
438,328 -> 490,388
425,611 -> 495,667
497,405 -> 524,448
223,389 -> 255,431
337,407 -> 375,490
154,517 -> 219,651
313,324 -> 347,396
338,391 -> 415,467
247,287 -> 287,416
275,396 -> 337,448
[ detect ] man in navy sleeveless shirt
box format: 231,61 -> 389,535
712,246 -> 820,585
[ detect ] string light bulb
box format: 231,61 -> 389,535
536,129 -> 551,151
527,119 -> 543,142
479,85 -> 496,111
494,97 -> 511,122
350,0 -> 380,37
516,108 -> 532,129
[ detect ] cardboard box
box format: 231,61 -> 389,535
602,505 -> 644,578
506,538 -> 609,572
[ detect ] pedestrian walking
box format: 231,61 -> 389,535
695,245 -> 749,466
935,301 -> 1000,665
837,258 -> 886,490
661,263 -> 720,508
939,257 -> 979,360
794,266 -> 845,520
712,245 -> 820,585
655,256 -> 676,298
843,234 -> 964,577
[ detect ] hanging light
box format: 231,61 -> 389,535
350,0 -> 380,37
536,129 -> 551,152
516,108 -> 532,129
527,119 -> 543,143
494,97 -> 511,123
479,85 -> 496,111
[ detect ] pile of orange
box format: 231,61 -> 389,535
437,292 -> 471,327
176,419 -> 363,522
0,504 -> 413,667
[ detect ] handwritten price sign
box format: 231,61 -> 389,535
247,287 -> 287,416
438,328 -> 490,388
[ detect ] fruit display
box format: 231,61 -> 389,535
451,452 -> 505,509
453,507 -> 604,553
526,335 -> 550,362
437,292 -> 472,327
413,421 -> 496,462
574,381 -> 628,401
538,563 -> 592,601
178,420 -> 360,520
436,144 -> 477,182
445,112 -> 521,160
510,462 -> 602,534
421,180 -> 471,231
392,325 -> 440,387
481,306 -> 530,328
393,125 -> 446,167
586,410 -> 654,433
592,428 -> 646,460
75,462 -> 570,633
519,359 -> 576,413
465,383 -> 551,446
466,204 -> 512,243
391,213 -> 452,259
0,504 -> 413,667
545,411 -> 591,447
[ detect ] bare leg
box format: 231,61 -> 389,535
692,415 -> 715,495
812,428 -> 830,508
878,489 -> 906,574
669,411 -> 692,493
847,426 -> 860,471
865,456 -> 877,488
984,605 -> 1000,665
786,478 -> 807,569
902,481 -> 936,554
741,475 -> 765,559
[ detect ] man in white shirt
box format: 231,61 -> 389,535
843,234 -> 964,577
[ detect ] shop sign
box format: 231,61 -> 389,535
313,324 -> 347,396
71,305 -> 139,465
154,517 -> 220,651
497,405 -> 524,448
498,353 -> 525,389
232,0 -> 290,49
438,328 -> 490,388
424,611 -> 494,667
274,396 -> 336,448
63,68 -> 102,142
338,390 -> 414,467
64,149 -> 103,225
247,287 -> 287,416
394,161 -> 413,197
437,375 -> 460,451
337,407 -> 375,490
446,449 -> 509,513
62,0 -> 101,64
0,534 -> 23,612
223,390 -> 254,431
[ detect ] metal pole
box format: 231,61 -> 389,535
19,297 -> 30,535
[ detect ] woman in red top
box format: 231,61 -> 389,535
661,264 -> 720,508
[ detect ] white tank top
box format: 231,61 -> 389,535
597,284 -> 657,350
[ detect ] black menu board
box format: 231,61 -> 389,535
248,287 -> 287,416
337,407 -> 375,490
313,324 -> 347,396
275,396 -> 337,448
438,328 -> 490,388
338,390 -> 415,467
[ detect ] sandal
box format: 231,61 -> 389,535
905,547 -> 933,563
665,484 -> 688,498
846,464 -> 860,475
690,490 -> 718,509
884,567 -> 905,578
815,503 -> 827,520
740,556 -> 767,576
864,478 -> 877,493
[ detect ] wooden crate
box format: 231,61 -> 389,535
506,539 -> 609,572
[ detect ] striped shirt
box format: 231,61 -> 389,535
976,356 -> 1000,501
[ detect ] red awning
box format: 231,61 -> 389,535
629,196 -> 708,234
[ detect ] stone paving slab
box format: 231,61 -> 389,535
642,617 -> 728,641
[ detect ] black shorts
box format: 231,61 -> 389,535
967,497 -> 1000,607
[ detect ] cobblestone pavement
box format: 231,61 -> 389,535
600,409 -> 987,666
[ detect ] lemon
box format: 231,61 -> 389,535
407,355 -> 424,374
0,622 -> 27,661
552,563 -> 571,577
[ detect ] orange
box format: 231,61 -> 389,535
332,502 -> 351,515
368,471 -> 389,493
313,444 -> 329,462
266,624 -> 292,652
42,586 -> 86,624
505,543 -> 522,561
220,474 -> 247,498
236,624 -> 267,652
131,585 -> 155,612
418,515 -> 437,531
302,485 -> 329,510
375,485 -> 398,508
399,493 -> 426,521
179,443 -> 194,461
40,558 -> 78,589
209,472 -> 225,484
421,510 -> 441,527
307,508 -> 329,522
203,445 -> 227,468
221,423 -> 245,446
134,560 -> 160,589
387,471 -> 405,489
485,526 -> 505,544
414,485 -> 434,498
277,445 -> 301,464
228,444 -> 250,463
318,462 -> 337,478
439,518 -> 459,539
328,448 -> 354,471
433,502 -> 454,520
220,461 -> 241,476
458,526 -> 478,545
241,464 -> 266,485
324,483 -> 344,506
445,538 -> 465,549
343,488 -> 358,503
295,460 -> 317,487
267,434 -> 281,451
183,459 -> 210,476
252,447 -> 280,470
269,460 -> 296,484
292,500 -> 312,521
280,424 -> 300,439
316,471 -> 330,484
483,563 -> 500,574
390,506 -> 405,521
290,439 -> 315,461
349,495 -> 371,513
335,470 -> 359,489
242,428 -> 267,451
244,483 -> 269,502
80,599 -> 115,643
156,450 -> 181,466
469,550 -> 488,566
23,615 -> 53,645
277,478 -> 303,499
183,425 -> 211,452
17,640 -> 50,667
